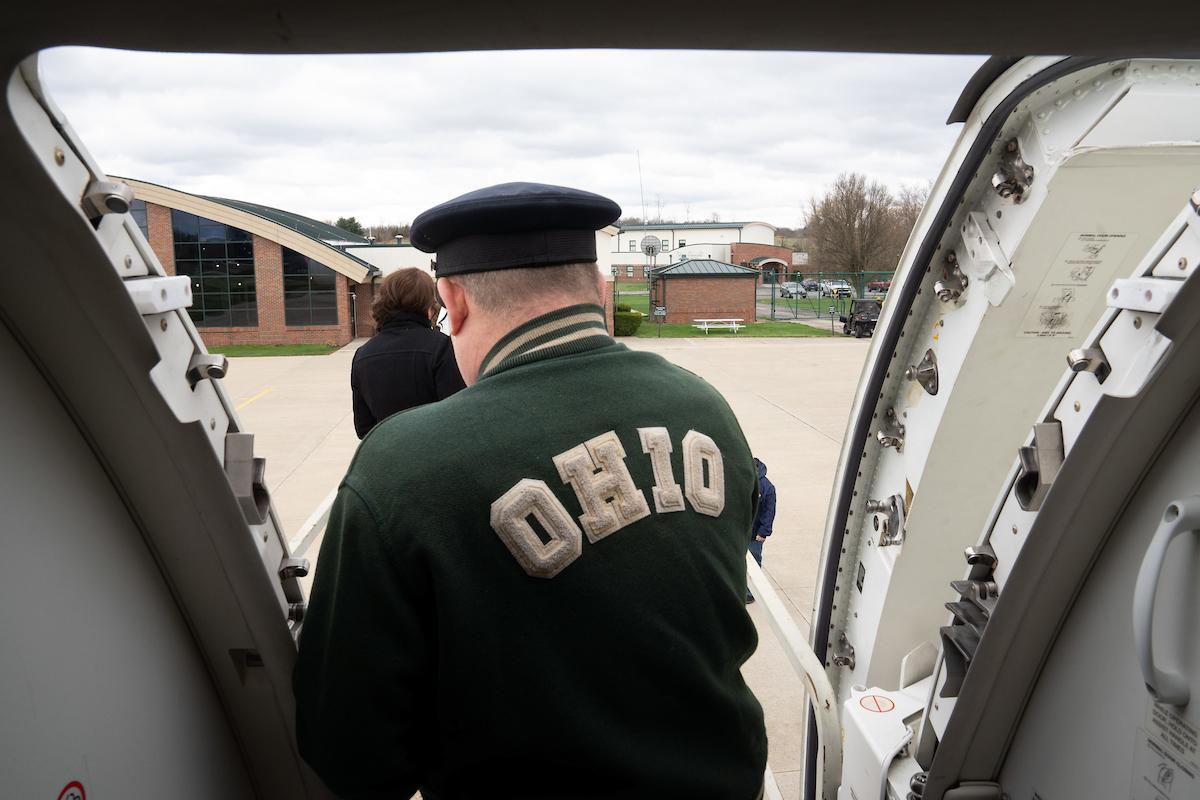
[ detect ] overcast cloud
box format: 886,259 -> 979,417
40,48 -> 986,229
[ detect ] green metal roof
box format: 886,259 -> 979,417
203,196 -> 370,245
652,259 -> 760,277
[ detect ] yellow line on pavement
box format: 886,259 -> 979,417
236,386 -> 275,411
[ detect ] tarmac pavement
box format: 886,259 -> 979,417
222,335 -> 870,799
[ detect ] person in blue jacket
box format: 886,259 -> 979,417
747,457 -> 776,603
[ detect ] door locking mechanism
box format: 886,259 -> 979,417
866,493 -> 906,547
877,406 -> 905,451
935,251 -> 969,303
1015,421 -> 1065,512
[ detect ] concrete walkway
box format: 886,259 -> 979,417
222,335 -> 870,799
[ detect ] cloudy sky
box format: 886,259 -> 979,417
40,48 -> 986,229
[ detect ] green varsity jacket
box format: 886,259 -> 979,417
294,303 -> 767,799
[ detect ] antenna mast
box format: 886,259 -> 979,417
637,150 -> 647,223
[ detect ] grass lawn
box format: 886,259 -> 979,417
613,281 -> 650,294
207,343 -> 342,357
616,294 -> 651,315
632,320 -> 837,338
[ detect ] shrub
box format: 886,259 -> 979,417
613,310 -> 644,336
616,303 -> 632,313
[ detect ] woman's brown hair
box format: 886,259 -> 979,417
372,268 -> 438,328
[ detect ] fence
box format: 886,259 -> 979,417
612,270 -> 895,328
756,271 -> 895,324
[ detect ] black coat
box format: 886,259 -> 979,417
351,313 -> 466,438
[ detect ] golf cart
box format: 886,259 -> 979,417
840,298 -> 880,337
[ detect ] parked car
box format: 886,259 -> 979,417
822,279 -> 854,297
839,298 -> 881,337
867,279 -> 892,292
779,281 -> 806,298
802,279 -> 820,292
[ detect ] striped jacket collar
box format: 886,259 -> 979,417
478,304 -> 613,379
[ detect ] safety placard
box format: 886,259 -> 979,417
1018,232 -> 1136,338
1147,703 -> 1200,772
1132,728 -> 1197,800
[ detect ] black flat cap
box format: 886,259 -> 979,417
410,182 -> 621,276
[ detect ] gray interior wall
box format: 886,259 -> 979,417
0,323 -> 255,799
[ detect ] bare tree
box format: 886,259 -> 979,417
805,173 -> 894,273
881,182 -> 929,266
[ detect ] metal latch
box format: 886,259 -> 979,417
81,178 -> 134,219
279,556 -> 310,605
1015,421 -> 1065,512
1066,346 -> 1111,383
991,137 -> 1034,203
833,631 -> 856,670
866,493 -> 906,547
224,433 -> 269,526
877,407 -> 905,451
935,251 -> 969,303
186,353 -> 229,387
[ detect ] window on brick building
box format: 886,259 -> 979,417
171,209 -> 257,328
660,237 -> 669,251
628,240 -> 636,251
130,199 -> 148,240
626,265 -> 634,277
283,247 -> 339,326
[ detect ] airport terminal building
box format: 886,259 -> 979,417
126,178 -> 387,347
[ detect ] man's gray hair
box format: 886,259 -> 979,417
448,262 -> 603,314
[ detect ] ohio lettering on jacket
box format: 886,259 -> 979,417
490,427 -> 725,578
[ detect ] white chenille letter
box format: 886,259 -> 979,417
682,430 -> 725,517
490,479 -> 583,579
638,427 -> 685,514
554,431 -> 652,543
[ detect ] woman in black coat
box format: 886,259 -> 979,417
351,268 -> 466,438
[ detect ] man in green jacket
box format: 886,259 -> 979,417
294,182 -> 767,799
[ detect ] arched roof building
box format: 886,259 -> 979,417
123,178 -> 380,346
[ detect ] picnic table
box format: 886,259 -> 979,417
692,318 -> 744,334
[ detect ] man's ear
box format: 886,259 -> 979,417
437,277 -> 468,336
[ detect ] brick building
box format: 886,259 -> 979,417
125,178 -> 379,347
730,242 -> 794,284
605,222 -> 797,285
649,259 -> 759,325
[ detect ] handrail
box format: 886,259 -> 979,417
287,487 -> 338,558
1133,495 -> 1200,706
746,554 -> 842,800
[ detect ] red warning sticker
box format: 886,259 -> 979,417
57,781 -> 85,800
859,694 -> 896,713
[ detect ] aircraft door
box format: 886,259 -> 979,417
997,397 -> 1200,799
